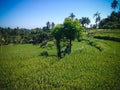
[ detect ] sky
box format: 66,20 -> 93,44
0,0 -> 113,29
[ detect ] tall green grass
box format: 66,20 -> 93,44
0,32 -> 120,89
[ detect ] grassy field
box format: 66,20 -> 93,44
0,30 -> 120,90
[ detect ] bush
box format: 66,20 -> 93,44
40,51 -> 49,56
88,41 -> 97,46
77,37 -> 83,42
94,36 -> 120,42
85,39 -> 104,51
40,41 -> 48,48
87,32 -> 94,37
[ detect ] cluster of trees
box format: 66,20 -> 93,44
99,11 -> 120,29
0,27 -> 50,45
99,0 -> 120,29
52,15 -> 84,59
80,0 -> 120,29
0,0 -> 120,59
43,21 -> 55,31
0,21 -> 56,45
0,13 -> 84,59
79,17 -> 90,28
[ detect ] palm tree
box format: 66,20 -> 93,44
51,22 -> 55,29
93,11 -> 101,29
46,21 -> 50,30
111,0 -> 119,11
79,17 -> 90,28
69,12 -> 75,19
85,17 -> 91,28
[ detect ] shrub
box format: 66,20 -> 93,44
94,36 -> 120,42
77,37 -> 83,42
40,41 -> 48,48
85,39 -> 104,51
87,32 -> 94,37
40,51 -> 49,56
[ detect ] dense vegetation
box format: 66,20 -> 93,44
99,11 -> 120,29
0,30 -> 120,89
0,27 -> 50,45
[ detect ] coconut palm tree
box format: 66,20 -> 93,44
79,17 -> 90,28
111,0 -> 119,11
93,11 -> 101,29
69,12 -> 75,20
46,21 -> 50,30
51,22 -> 55,29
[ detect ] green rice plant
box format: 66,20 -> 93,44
0,32 -> 120,90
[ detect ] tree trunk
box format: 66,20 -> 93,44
96,22 -> 97,29
56,40 -> 61,59
69,39 -> 72,53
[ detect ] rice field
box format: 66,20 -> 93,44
0,30 -> 120,90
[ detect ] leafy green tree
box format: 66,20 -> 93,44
93,11 -> 101,29
51,24 -> 63,59
99,11 -> 120,29
63,18 -> 83,53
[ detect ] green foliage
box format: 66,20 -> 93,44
63,17 -> 84,53
41,51 -> 49,56
63,18 -> 77,40
87,39 -> 104,51
51,24 -> 63,58
0,27 -> 50,45
93,11 -> 101,28
51,19 -> 84,58
79,17 -> 91,28
89,29 -> 120,42
0,34 -> 120,89
99,11 -> 120,29
51,24 -> 63,40
91,29 -> 120,37
94,36 -> 120,42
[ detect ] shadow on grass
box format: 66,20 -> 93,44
39,51 -> 56,58
94,36 -> 120,42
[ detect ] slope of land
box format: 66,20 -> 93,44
0,30 -> 120,90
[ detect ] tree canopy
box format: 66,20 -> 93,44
51,24 -> 63,59
93,11 -> 101,28
79,17 -> 91,28
51,16 -> 84,58
99,11 -> 120,29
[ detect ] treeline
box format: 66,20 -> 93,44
99,11 -> 120,29
0,27 -> 51,45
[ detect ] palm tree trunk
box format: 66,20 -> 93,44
96,22 -> 97,29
